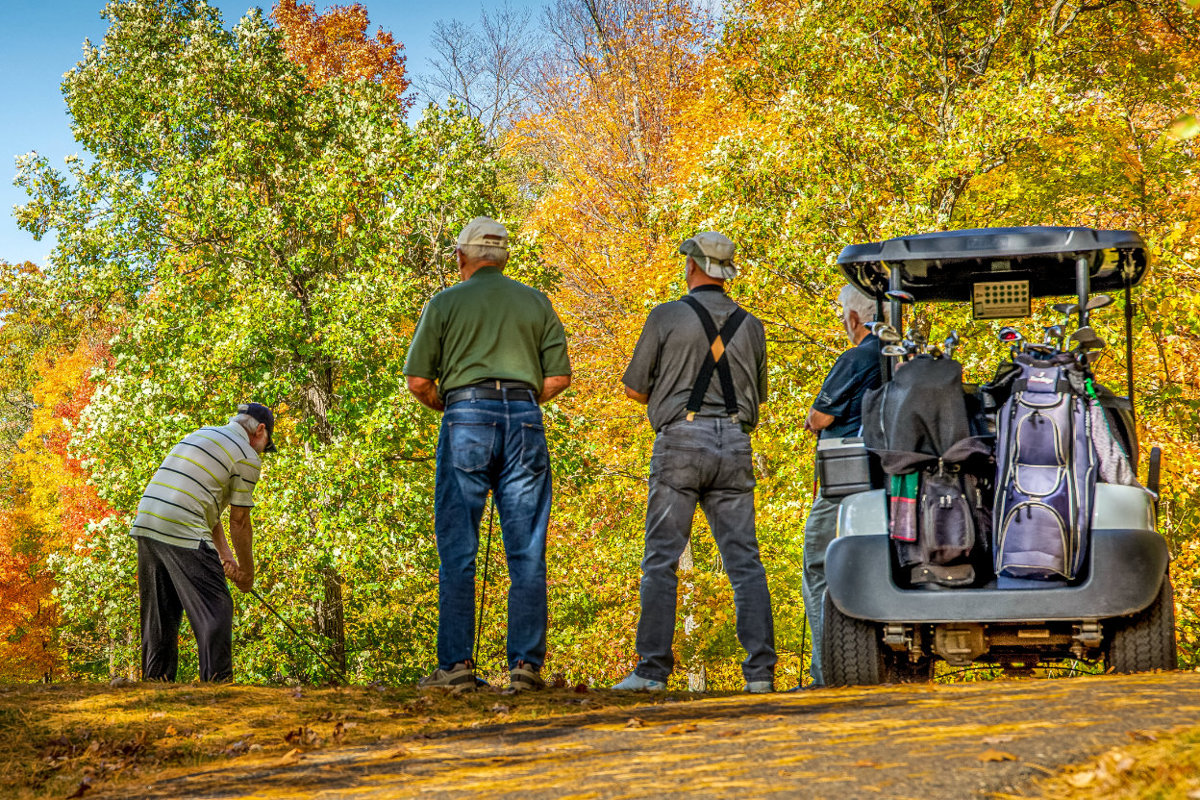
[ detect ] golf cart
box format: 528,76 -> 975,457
820,226 -> 1176,684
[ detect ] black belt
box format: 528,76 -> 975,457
444,380 -> 537,405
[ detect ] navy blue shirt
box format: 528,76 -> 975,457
813,333 -> 882,439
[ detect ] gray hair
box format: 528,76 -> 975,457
229,413 -> 261,436
838,285 -> 879,324
459,244 -> 509,265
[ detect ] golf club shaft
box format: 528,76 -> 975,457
473,496 -> 496,667
250,587 -> 348,683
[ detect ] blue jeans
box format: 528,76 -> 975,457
802,492 -> 840,686
434,393 -> 552,671
634,417 -> 776,684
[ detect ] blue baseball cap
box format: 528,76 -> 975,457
238,403 -> 276,452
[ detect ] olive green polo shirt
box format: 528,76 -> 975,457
404,267 -> 571,395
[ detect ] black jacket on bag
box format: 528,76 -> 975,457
861,357 -> 989,473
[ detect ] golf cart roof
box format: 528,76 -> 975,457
837,226 -> 1148,302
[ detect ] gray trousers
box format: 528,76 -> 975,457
802,492 -> 840,686
633,417 -> 776,684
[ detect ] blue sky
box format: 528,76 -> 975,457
0,0 -> 536,266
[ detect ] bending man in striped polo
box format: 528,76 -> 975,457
131,403 -> 276,682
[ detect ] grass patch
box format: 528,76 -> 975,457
0,681 -> 664,799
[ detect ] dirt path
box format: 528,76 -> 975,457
101,673 -> 1200,799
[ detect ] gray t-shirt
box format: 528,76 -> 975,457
623,286 -> 768,431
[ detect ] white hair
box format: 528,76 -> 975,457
229,413 -> 261,436
838,285 -> 879,323
459,244 -> 509,265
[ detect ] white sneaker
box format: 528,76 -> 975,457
744,680 -> 774,694
612,673 -> 667,691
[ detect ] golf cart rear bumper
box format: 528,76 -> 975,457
825,529 -> 1169,623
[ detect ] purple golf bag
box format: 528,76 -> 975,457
993,354 -> 1097,580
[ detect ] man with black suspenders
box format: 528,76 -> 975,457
614,232 -> 776,693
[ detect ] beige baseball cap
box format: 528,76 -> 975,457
457,216 -> 509,249
679,231 -> 737,279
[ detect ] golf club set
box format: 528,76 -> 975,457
867,290 -> 960,361
866,290 -> 1113,365
996,294 -> 1112,362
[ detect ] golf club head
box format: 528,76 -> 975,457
1086,294 -> 1114,311
997,326 -> 1023,345
942,330 -> 959,360
881,344 -> 910,357
1044,324 -> 1065,347
1025,342 -> 1056,357
867,321 -> 901,343
1053,302 -> 1079,328
1070,326 -> 1106,350
885,290 -> 916,305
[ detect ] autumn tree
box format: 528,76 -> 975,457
14,0 -> 505,681
498,0 -> 1200,685
273,0 -> 412,108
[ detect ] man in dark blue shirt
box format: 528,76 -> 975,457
800,286 -> 883,687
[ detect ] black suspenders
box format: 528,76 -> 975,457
679,294 -> 748,422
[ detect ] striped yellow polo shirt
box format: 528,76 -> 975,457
130,422 -> 262,549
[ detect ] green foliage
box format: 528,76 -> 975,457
13,0 -> 504,682
6,0 -> 1200,687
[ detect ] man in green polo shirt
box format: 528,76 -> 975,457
404,216 -> 571,692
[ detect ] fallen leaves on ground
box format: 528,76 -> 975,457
978,749 -> 1018,762
0,682 -> 663,800
276,748 -> 302,767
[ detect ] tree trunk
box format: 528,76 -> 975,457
286,266 -> 348,676
318,567 -> 347,673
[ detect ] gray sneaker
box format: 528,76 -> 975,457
418,661 -> 476,693
612,672 -> 667,691
744,680 -> 774,694
510,661 -> 545,692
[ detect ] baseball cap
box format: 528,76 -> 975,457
456,216 -> 509,250
238,403 -> 276,453
679,231 -> 737,279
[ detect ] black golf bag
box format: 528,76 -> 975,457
862,357 -> 992,587
992,354 -> 1097,581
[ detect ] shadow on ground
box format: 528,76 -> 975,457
101,673 -> 1200,800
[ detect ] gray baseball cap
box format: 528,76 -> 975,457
679,231 -> 737,279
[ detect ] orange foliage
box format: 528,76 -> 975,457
0,333 -> 114,680
272,0 -> 412,108
0,507 -> 59,681
509,0 -> 738,682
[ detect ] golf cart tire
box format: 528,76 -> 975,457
823,592 -> 884,686
1107,573 -> 1177,674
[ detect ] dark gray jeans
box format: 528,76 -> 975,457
802,492 -> 840,686
633,417 -> 776,684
